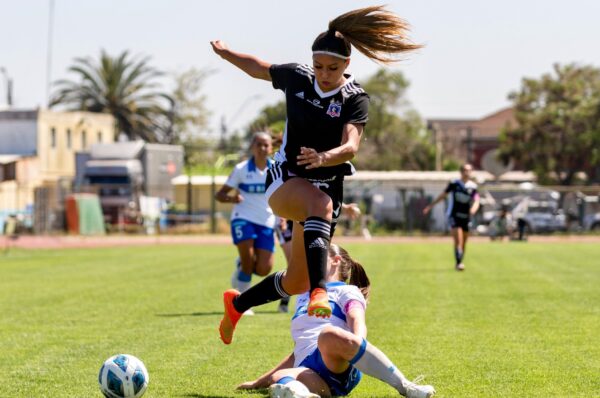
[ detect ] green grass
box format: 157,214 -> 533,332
0,242 -> 599,397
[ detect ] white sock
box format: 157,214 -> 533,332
350,338 -> 411,395
287,380 -> 311,393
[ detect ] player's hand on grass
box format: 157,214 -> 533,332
236,380 -> 260,390
297,147 -> 325,169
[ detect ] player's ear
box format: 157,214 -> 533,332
332,254 -> 342,268
344,58 -> 350,70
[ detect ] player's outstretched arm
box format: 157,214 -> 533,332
470,196 -> 481,215
423,191 -> 448,215
210,40 -> 272,81
215,185 -> 243,204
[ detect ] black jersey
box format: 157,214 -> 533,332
445,179 -> 479,220
269,63 -> 370,179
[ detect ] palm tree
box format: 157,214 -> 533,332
50,50 -> 174,142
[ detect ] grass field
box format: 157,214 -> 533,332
0,241 -> 599,397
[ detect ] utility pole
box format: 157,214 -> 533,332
431,122 -> 442,171
46,0 -> 56,107
466,125 -> 473,164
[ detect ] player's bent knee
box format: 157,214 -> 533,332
283,280 -> 310,295
318,326 -> 359,356
254,261 -> 273,276
281,272 -> 309,295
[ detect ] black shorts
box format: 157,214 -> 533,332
448,216 -> 470,232
265,161 -> 343,237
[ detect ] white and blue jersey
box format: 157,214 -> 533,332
292,282 -> 367,366
225,157 -> 276,229
291,281 -> 367,396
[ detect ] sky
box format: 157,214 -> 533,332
2,0 -> 600,136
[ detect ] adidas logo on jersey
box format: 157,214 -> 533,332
295,91 -> 304,99
308,238 -> 328,250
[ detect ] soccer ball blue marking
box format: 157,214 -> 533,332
132,369 -> 146,394
99,364 -> 105,385
107,370 -> 124,396
113,355 -> 129,372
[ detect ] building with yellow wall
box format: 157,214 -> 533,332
0,109 -> 115,226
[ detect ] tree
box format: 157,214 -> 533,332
246,101 -> 287,136
50,50 -> 174,143
499,63 -> 600,185
171,67 -> 212,144
354,69 -> 434,170
169,67 -> 217,172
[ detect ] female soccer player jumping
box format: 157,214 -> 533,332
211,5 -> 421,344
237,244 -> 436,398
423,163 -> 480,271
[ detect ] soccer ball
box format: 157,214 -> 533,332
98,354 -> 149,398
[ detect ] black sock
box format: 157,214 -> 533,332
303,216 -> 331,292
232,271 -> 288,313
279,296 -> 290,306
454,247 -> 464,264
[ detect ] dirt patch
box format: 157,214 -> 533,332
3,234 -> 599,250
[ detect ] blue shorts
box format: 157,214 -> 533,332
299,348 -> 362,396
230,219 -> 275,252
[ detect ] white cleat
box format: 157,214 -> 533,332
243,309 -> 255,316
269,381 -> 320,398
405,383 -> 436,398
455,263 -> 465,271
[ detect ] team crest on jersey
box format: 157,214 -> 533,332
326,101 -> 342,118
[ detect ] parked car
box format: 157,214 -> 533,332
512,198 -> 566,234
583,213 -> 600,231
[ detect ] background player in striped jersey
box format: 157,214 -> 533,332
215,132 -> 277,311
211,5 -> 421,344
237,244 -> 436,398
423,163 -> 480,271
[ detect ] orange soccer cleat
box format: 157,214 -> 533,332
307,288 -> 331,318
219,289 -> 243,344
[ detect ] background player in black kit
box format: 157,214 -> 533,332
211,5 -> 421,344
423,164 -> 480,271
